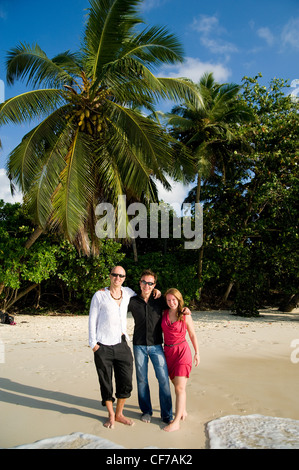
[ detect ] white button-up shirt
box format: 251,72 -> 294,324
88,286 -> 136,349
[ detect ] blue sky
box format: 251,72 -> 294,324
0,0 -> 298,204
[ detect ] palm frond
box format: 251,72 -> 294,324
95,145 -> 125,202
0,89 -> 64,125
23,144 -> 67,229
51,129 -> 96,240
108,101 -> 174,178
167,140 -> 195,183
166,72 -> 255,186
158,77 -> 204,109
51,50 -> 83,77
83,0 -> 142,86
122,25 -> 184,67
7,105 -> 72,192
6,43 -> 77,88
167,113 -> 194,130
103,59 -> 164,110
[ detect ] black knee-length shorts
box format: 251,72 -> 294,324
94,335 -> 133,406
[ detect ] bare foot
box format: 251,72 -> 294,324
103,416 -> 115,429
181,411 -> 188,421
141,413 -> 151,423
115,414 -> 134,426
163,421 -> 180,432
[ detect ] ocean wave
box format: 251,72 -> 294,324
13,432 -> 125,449
207,414 -> 299,449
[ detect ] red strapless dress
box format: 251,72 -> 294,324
161,310 -> 192,380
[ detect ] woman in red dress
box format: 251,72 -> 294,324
161,288 -> 199,432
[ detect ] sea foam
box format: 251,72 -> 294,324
13,432 -> 125,449
207,414 -> 299,449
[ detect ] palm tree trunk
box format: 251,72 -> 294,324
132,238 -> 138,262
222,281 -> 234,303
198,238 -> 204,300
222,162 -> 226,184
25,226 -> 44,250
4,283 -> 39,311
196,172 -> 203,299
279,293 -> 299,312
195,172 -> 201,204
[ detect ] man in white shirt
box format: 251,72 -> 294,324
89,265 -> 135,429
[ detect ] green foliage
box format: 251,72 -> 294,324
54,238 -> 125,309
21,242 -> 57,284
123,251 -> 198,304
0,200 -> 124,312
0,74 -> 298,316
231,287 -> 260,317
200,74 -> 299,315
0,200 -> 40,290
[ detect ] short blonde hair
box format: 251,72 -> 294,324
165,288 -> 185,321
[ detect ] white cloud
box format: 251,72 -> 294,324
290,79 -> 299,102
200,36 -> 238,56
0,169 -> 23,203
257,27 -> 275,46
192,14 -> 238,58
160,56 -> 231,83
155,178 -> 194,215
192,15 -> 220,35
281,17 -> 299,49
141,0 -> 169,11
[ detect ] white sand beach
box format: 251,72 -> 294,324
0,309 -> 299,449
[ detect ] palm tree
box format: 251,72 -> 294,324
167,72 -> 254,297
0,0 -> 197,255
168,72 -> 253,203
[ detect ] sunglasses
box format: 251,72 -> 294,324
110,273 -> 126,278
140,280 -> 155,286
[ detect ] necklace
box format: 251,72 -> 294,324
109,289 -> 122,301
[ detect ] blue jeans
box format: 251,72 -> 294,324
133,344 -> 173,423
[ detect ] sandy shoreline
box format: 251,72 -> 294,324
0,309 -> 299,449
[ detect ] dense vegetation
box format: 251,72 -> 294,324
0,1 -> 298,316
